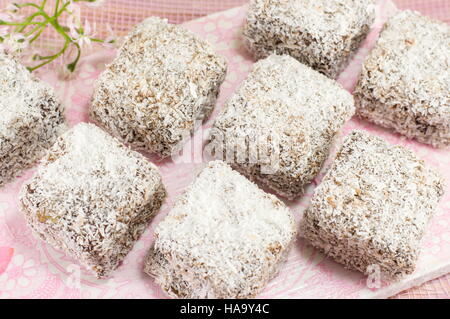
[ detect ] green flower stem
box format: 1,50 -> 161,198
25,24 -> 44,37
17,2 -> 42,11
34,46 -> 68,60
67,42 -> 81,71
56,1 -> 72,18
16,7 -> 47,33
6,0 -> 111,73
54,0 -> 60,15
1,21 -> 43,27
28,26 -> 46,44
89,38 -> 105,43
27,39 -> 69,71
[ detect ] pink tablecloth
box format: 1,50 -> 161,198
0,0 -> 449,299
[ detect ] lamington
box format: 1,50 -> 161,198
300,130 -> 445,280
208,54 -> 355,199
243,0 -> 376,78
354,10 -> 450,148
90,17 -> 227,158
0,53 -> 66,187
144,160 -> 296,299
20,123 -> 166,278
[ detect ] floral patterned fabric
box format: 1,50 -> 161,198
0,0 -> 449,299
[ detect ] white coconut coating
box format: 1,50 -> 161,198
354,10 -> 450,148
243,0 -> 376,78
144,160 -> 296,298
301,130 -> 444,280
209,54 -> 354,199
90,17 -> 227,158
20,123 -> 166,278
0,52 -> 66,187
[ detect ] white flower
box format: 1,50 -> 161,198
102,23 -> 116,47
66,1 -> 81,26
5,3 -> 20,14
66,15 -> 80,36
1,33 -> 29,53
66,1 -> 81,15
1,3 -> 24,22
0,25 -> 9,37
83,0 -> 106,8
0,254 -> 37,291
0,12 -> 12,23
69,19 -> 96,48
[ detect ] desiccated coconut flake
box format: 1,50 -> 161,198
90,16 -> 227,158
243,0 -> 376,78
354,10 -> 450,148
300,130 -> 445,281
20,123 -> 166,278
0,52 -> 66,187
144,160 -> 296,298
208,54 -> 354,199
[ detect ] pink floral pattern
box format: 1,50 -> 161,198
0,247 -> 14,275
0,1 -> 449,298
